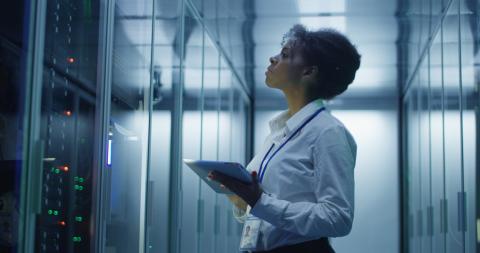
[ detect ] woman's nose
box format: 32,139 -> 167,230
269,55 -> 276,64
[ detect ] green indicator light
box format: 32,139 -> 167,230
55,169 -> 60,174
51,167 -> 55,172
48,209 -> 53,215
74,176 -> 79,182
74,185 -> 78,190
79,178 -> 84,183
73,236 -> 82,242
53,210 -> 58,216
78,186 -> 83,191
75,216 -> 83,222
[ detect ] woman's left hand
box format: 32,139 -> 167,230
208,171 -> 263,207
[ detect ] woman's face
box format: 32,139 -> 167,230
265,39 -> 306,89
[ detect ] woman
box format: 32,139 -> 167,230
209,24 -> 361,253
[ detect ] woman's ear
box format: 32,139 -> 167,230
302,66 -> 319,79
303,66 -> 318,76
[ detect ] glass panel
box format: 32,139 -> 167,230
404,97 -> 417,253
406,0 -> 422,80
189,0 -> 248,86
430,27 -> 446,253
459,1 -> 477,252
180,8 -> 203,253
0,1 -> 29,252
105,0 -> 153,252
419,51 -> 431,253
443,2 -> 464,252
410,77 -> 421,253
228,86 -> 248,250
144,0 -> 181,252
214,59 -> 232,253
198,32 -> 220,253
32,0 -> 101,252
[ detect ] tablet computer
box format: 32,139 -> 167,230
183,159 -> 252,194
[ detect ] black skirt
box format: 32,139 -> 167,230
252,237 -> 335,253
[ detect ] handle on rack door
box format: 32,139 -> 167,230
146,181 -> 154,223
457,191 -> 466,232
32,140 -> 45,214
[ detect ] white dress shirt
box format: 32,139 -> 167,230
236,99 -> 357,251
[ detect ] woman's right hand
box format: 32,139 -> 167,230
227,194 -> 247,211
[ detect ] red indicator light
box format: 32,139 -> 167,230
67,57 -> 75,63
59,221 -> 66,226
59,165 -> 69,172
64,110 -> 72,116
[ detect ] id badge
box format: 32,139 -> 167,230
239,215 -> 261,251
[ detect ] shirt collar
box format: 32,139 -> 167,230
286,99 -> 325,133
268,99 -> 325,133
268,110 -> 290,133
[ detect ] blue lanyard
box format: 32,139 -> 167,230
257,107 -> 325,182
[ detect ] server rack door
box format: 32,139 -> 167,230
103,0 -> 154,252
143,0 -> 182,252
26,0 -> 103,252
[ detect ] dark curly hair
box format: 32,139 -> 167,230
282,24 -> 361,100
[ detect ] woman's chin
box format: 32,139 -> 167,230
265,77 -> 275,88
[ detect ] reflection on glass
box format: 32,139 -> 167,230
105,0 -> 153,252
180,9 -> 203,253
214,58 -> 232,253
198,32 -> 220,253
144,0 -> 180,252
460,1 -> 477,252
430,30 -> 446,253
418,58 -> 431,253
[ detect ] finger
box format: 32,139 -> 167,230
251,171 -> 259,184
211,171 -> 239,185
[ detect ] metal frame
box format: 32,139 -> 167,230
143,0 -> 157,251
93,0 -> 115,252
19,0 -> 47,252
168,0 -> 186,252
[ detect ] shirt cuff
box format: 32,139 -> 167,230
250,192 -> 287,226
232,205 -> 250,223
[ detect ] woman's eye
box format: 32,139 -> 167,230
281,52 -> 287,58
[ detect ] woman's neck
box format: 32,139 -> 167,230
283,87 -> 309,118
